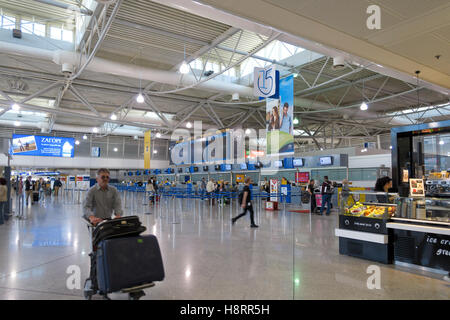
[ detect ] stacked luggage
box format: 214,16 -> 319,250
84,216 -> 165,300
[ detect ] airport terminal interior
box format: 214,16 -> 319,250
0,0 -> 449,300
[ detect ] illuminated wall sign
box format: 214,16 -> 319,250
11,134 -> 74,158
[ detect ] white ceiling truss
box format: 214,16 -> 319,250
0,0 -> 448,152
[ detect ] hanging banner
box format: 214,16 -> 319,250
144,130 -> 151,169
270,179 -> 278,202
266,75 -> 294,157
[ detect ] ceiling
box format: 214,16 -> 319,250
0,0 -> 448,153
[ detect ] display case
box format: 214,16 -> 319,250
390,120 -> 450,274
335,191 -> 397,264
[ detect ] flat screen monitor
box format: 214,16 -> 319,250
240,163 -> 247,170
203,166 -> 209,171
293,158 -> 304,167
193,167 -> 199,172
274,160 -> 283,168
215,165 -> 221,171
319,156 -> 333,166
178,168 -> 183,173
224,164 -> 231,171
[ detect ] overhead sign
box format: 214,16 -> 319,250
144,130 -> 151,169
91,147 -> 100,157
254,66 -> 279,98
11,134 -> 74,158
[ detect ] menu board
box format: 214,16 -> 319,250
409,178 -> 425,197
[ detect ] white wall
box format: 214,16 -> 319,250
0,154 -> 169,170
348,154 -> 391,169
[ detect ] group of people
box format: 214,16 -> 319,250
83,169 -> 258,228
306,176 -> 342,215
22,176 -> 62,205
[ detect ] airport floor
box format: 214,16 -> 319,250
0,194 -> 448,300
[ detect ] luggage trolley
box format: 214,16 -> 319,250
83,217 -> 160,300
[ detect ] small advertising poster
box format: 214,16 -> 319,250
11,134 -> 74,157
402,169 -> 409,183
270,179 -> 278,202
236,174 -> 245,184
295,172 -> 310,184
409,178 -> 425,197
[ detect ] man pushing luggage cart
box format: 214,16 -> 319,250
82,168 -> 165,300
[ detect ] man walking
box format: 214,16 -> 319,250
320,176 -> 333,216
54,178 -> 62,196
231,177 -> 258,228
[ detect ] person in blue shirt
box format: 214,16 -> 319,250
279,102 -> 293,135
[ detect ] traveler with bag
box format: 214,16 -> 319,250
25,176 -> 33,205
319,176 -> 333,216
231,177 -> 258,228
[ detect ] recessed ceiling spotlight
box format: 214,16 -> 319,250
360,102 -> 368,111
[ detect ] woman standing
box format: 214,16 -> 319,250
374,176 -> 393,203
307,179 -> 316,213
0,178 -> 7,225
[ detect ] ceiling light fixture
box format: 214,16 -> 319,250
136,93 -> 144,104
186,122 -> 192,128
293,118 -> 299,125
12,103 -> 20,111
293,73 -> 298,78
156,132 -> 161,138
153,150 -> 158,154
360,102 -> 368,111
75,140 -> 80,145
245,129 -> 251,134
179,61 -> 189,74
110,113 -> 117,120
92,127 -> 99,133
14,121 -> 21,127
83,134 -> 87,140
439,140 -> 444,145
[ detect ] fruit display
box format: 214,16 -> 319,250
344,202 -> 395,218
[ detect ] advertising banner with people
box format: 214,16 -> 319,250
11,134 -> 74,157
266,75 -> 294,157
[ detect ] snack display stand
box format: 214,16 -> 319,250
335,191 -> 397,264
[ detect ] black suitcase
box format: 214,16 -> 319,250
96,235 -> 165,293
92,216 -> 146,247
33,192 -> 39,202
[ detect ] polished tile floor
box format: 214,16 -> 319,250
0,193 -> 448,300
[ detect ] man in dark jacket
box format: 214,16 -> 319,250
320,176 -> 333,216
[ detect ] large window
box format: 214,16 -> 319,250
50,26 -> 73,42
21,20 -> 46,37
1,15 -> 16,30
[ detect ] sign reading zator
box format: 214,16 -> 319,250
11,134 -> 74,157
